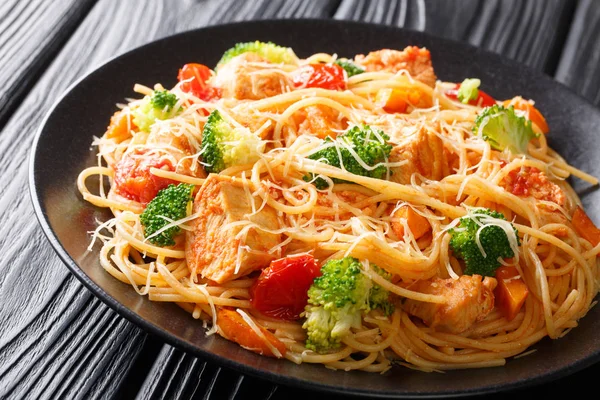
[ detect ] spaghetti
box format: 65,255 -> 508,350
78,43 -> 600,373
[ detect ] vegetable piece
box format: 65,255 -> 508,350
473,104 -> 537,154
445,79 -> 496,107
502,96 -> 549,134
449,209 -> 520,277
391,205 -> 431,240
132,90 -> 180,132
250,254 -> 321,320
303,257 -> 394,352
105,110 -> 136,142
305,125 -> 392,189
200,110 -> 266,174
177,63 -> 219,101
572,206 -> 600,246
375,87 -> 429,113
139,183 -> 194,246
334,59 -> 365,77
216,41 -> 298,69
113,150 -> 177,204
292,63 -> 347,90
216,308 -> 286,358
494,266 -> 528,321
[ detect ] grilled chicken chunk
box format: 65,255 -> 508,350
403,275 -> 497,334
146,130 -> 205,178
389,127 -> 457,184
296,105 -> 347,139
185,174 -> 282,283
213,53 -> 292,100
354,46 -> 437,87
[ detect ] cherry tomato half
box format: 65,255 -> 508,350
292,63 -> 346,91
250,254 -> 321,320
445,83 -> 496,107
177,63 -> 220,100
113,150 -> 177,204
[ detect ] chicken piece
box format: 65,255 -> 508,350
147,130 -> 205,178
354,46 -> 437,87
403,275 -> 497,334
389,127 -> 456,184
185,175 -> 282,283
213,53 -> 292,100
296,105 -> 347,139
313,190 -> 377,220
501,166 -> 566,206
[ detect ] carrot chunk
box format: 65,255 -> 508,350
572,206 -> 600,246
494,266 -> 529,321
376,88 -> 430,113
391,205 -> 431,240
502,97 -> 549,134
216,308 -> 286,358
105,110 -> 135,141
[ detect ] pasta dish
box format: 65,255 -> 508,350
77,41 -> 600,372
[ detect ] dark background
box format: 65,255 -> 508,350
2,0 -> 599,399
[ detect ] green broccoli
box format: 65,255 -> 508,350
200,110 -> 265,174
140,183 -> 194,246
473,104 -> 537,154
305,125 -> 393,189
449,209 -> 520,277
132,90 -> 180,132
302,257 -> 394,352
334,59 -> 365,78
457,78 -> 480,104
216,41 -> 298,69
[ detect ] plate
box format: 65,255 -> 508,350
29,19 -> 600,398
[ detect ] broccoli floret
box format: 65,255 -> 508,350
302,257 -> 394,352
305,125 -> 393,189
334,59 -> 365,78
457,78 -> 480,104
140,183 -> 194,246
132,90 -> 180,132
216,41 -> 298,69
449,209 -> 520,277
473,104 -> 537,154
200,110 -> 265,174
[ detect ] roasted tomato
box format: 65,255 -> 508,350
250,254 -> 321,320
445,84 -> 496,107
113,150 -> 177,204
292,63 -> 346,90
177,63 -> 220,100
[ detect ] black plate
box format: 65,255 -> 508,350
29,19 -> 600,398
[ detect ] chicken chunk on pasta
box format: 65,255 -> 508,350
403,275 -> 497,334
185,174 -> 282,284
501,166 -> 566,206
354,46 -> 437,87
213,53 -> 292,100
296,105 -> 348,139
388,127 -> 457,184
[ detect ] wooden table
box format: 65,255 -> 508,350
2,0 -> 599,398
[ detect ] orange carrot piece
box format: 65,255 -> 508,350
391,205 -> 431,240
572,206 -> 600,247
494,266 -> 529,321
376,88 -> 431,113
106,110 -> 135,141
502,97 -> 549,134
216,308 -> 286,358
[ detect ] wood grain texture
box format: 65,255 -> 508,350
0,0 -> 338,399
334,0 -> 575,73
0,0 -> 97,129
555,0 -> 600,105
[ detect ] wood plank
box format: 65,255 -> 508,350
0,0 -> 339,399
334,0 -> 575,73
555,0 -> 600,105
0,0 -> 97,128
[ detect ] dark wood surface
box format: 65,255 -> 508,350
2,0 -> 599,398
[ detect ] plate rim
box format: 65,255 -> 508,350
28,18 -> 600,398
